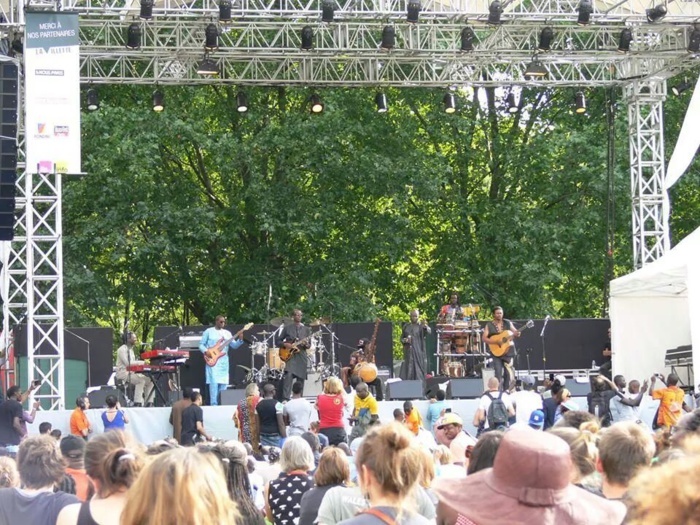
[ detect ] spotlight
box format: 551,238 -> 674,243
618,28 -> 632,53
205,24 -> 219,51
236,91 -> 248,112
219,0 -> 232,22
524,60 -> 547,78
487,0 -> 502,25
407,0 -> 421,23
139,0 -> 154,20
460,26 -> 475,52
646,4 -> 667,23
321,0 -> 335,22
671,80 -> 691,96
126,23 -> 141,50
575,91 -> 586,114
375,92 -> 388,113
301,26 -> 314,50
380,26 -> 395,51
153,90 -> 164,112
538,27 -> 554,51
689,27 -> 700,54
310,94 -> 324,113
577,0 -> 592,26
443,92 -> 456,114
86,89 -> 99,111
197,58 -> 219,76
506,92 -> 518,113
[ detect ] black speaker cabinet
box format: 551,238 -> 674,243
447,378 -> 485,399
386,380 -> 425,400
220,388 -> 247,406
88,387 -> 125,408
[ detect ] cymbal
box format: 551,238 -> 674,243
309,317 -> 330,327
270,316 -> 293,328
257,331 -> 273,336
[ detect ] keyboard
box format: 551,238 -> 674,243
141,349 -> 190,360
126,364 -> 176,373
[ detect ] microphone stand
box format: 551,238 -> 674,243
540,317 -> 550,381
64,329 -> 91,388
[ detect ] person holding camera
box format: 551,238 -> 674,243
0,386 -> 27,449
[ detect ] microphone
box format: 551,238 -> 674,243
544,315 -> 551,322
540,315 -> 551,337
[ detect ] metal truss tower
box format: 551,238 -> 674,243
1,0 -> 697,403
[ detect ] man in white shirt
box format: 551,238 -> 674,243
283,381 -> 315,436
473,376 -> 515,434
510,375 -> 543,425
115,331 -> 153,406
609,376 -> 648,424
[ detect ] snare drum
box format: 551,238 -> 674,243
267,348 -> 285,369
443,361 -> 465,378
251,342 -> 267,356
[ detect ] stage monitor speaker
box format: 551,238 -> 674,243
220,389 -> 246,406
425,376 -> 450,398
304,371 -> 324,397
386,380 -> 424,401
447,378 -> 485,399
567,379 -> 591,397
88,387 -> 125,408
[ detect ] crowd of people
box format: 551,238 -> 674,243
1,368 -> 700,524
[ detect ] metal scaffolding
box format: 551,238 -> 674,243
0,0 -> 695,402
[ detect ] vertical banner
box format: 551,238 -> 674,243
24,12 -> 81,174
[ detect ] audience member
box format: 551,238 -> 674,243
393,409 -> 405,423
0,386 -> 26,450
69,396 -> 92,440
435,413 -> 475,466
39,422 -> 52,435
466,431 -> 504,475
596,421 -> 654,501
609,376 -> 647,424
300,431 -> 322,466
587,375 -> 619,427
542,377 -> 565,428
511,408 -> 545,431
0,456 -> 18,488
510,375 -> 542,425
473,377 -> 514,434
671,409 -> 700,447
234,383 -> 259,451
59,435 -> 94,502
120,446 -> 239,525
310,421 -> 329,449
56,430 -> 144,525
403,400 -> 423,436
181,391 -> 212,445
19,398 -> 40,438
256,383 -> 286,448
255,446 -> 282,486
435,429 -> 626,524
284,381 -> 315,437
548,425 -> 600,493
299,447 -> 350,525
350,382 -> 379,443
556,410 -> 599,430
265,436 -> 315,525
650,373 -> 689,429
50,429 -> 62,441
426,389 -> 447,434
101,395 -> 129,431
432,445 -> 465,480
145,439 -> 177,456
316,377 -> 348,446
169,387 -> 192,445
0,435 -> 79,524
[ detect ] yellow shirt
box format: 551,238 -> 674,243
405,408 -> 423,435
354,394 -> 379,418
652,386 -> 685,427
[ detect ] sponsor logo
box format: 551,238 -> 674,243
37,160 -> 53,173
54,125 -> 69,137
55,161 -> 69,173
34,69 -> 65,77
37,123 -> 46,133
34,123 -> 50,139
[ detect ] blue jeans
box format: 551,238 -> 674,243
209,383 -> 227,406
260,433 -> 281,448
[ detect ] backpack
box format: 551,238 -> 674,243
588,391 -> 611,427
486,392 -> 509,429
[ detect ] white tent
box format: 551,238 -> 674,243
609,227 -> 700,387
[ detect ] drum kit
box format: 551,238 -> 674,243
240,317 -> 341,384
436,304 -> 487,378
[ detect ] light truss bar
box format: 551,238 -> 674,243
624,79 -> 670,269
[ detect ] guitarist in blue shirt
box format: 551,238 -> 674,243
199,315 -> 244,405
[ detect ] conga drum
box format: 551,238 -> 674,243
267,348 -> 284,369
453,334 -> 469,354
444,361 -> 465,378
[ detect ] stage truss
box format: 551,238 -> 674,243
0,0 -> 697,405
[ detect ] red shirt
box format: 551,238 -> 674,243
316,394 -> 345,429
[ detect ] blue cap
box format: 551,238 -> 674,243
528,409 -> 545,428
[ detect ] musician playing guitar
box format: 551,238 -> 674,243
482,306 -> 521,391
198,315 -> 248,406
279,309 -> 311,402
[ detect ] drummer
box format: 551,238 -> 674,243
341,339 -> 384,401
438,293 -> 464,323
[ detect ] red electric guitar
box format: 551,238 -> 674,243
204,322 -> 253,367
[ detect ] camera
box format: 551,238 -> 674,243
32,379 -> 41,388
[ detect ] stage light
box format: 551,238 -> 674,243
524,60 -> 547,78
236,91 -> 248,113
140,0 -> 154,20
646,4 -> 667,23
86,89 -> 99,111
219,0 -> 232,22
321,0 -> 335,22
488,1 -> 502,25
618,28 -> 632,53
197,58 -> 219,76
205,24 -> 219,51
380,26 -> 395,51
301,26 -> 314,50
671,80 -> 691,96
506,92 -> 518,113
460,26 -> 475,52
689,28 -> 700,54
575,91 -> 586,114
443,92 -> 456,114
310,94 -> 324,113
538,27 -> 554,51
375,92 -> 388,113
126,23 -> 141,50
153,90 -> 164,112
407,0 -> 421,23
577,0 -> 592,25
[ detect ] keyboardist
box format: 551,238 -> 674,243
115,331 -> 154,407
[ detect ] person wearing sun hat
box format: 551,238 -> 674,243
436,413 -> 476,466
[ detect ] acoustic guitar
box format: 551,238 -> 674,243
487,320 -> 534,357
204,322 -> 254,367
279,332 -> 316,363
